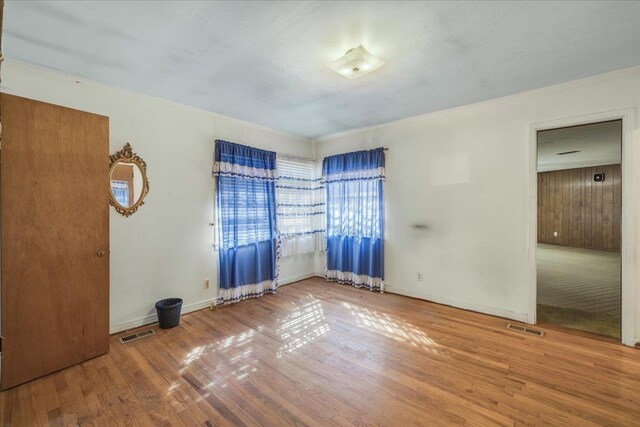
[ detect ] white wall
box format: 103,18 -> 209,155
4,60 -> 640,344
2,60 -> 317,333
316,67 -> 640,343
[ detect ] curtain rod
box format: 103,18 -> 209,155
277,152 -> 316,162
277,147 -> 388,162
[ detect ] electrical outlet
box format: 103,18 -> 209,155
417,272 -> 423,282
204,278 -> 211,289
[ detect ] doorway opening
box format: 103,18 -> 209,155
536,120 -> 622,340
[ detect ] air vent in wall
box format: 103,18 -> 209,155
507,323 -> 544,337
118,329 -> 156,344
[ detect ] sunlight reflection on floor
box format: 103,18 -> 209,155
277,300 -> 330,358
182,328 -> 256,368
177,293 -> 438,404
344,302 -> 441,353
180,326 -> 259,402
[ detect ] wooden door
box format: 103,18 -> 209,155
1,94 -> 110,389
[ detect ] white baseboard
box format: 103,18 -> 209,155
109,272 -> 317,334
109,298 -> 218,334
384,284 -> 529,323
278,271 -> 316,286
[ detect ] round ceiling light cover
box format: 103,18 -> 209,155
327,45 -> 385,79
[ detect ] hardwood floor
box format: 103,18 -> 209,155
1,277 -> 639,426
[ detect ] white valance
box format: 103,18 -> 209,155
213,161 -> 279,181
321,167 -> 385,184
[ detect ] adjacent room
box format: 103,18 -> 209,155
0,1 -> 639,426
536,121 -> 622,339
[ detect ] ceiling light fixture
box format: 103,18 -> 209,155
327,45 -> 385,79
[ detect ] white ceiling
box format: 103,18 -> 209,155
4,1 -> 640,138
537,121 -> 621,172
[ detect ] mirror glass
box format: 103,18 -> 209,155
110,161 -> 145,208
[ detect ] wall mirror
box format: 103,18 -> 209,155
109,143 -> 149,217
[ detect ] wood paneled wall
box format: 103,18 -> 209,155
537,164 -> 621,252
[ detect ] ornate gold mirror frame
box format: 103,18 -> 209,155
109,143 -> 150,217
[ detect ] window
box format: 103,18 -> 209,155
111,180 -> 129,206
213,139 -> 279,303
276,156 -> 325,256
326,179 -> 382,239
217,177 -> 275,248
322,148 -> 385,290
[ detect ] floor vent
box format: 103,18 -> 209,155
507,323 -> 544,337
119,329 -> 156,344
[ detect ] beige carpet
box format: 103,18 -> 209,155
537,243 -> 621,338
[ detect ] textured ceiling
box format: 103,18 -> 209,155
538,121 -> 621,172
4,1 -> 640,138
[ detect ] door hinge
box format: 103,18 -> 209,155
0,336 -> 3,353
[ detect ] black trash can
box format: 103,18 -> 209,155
155,298 -> 183,329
